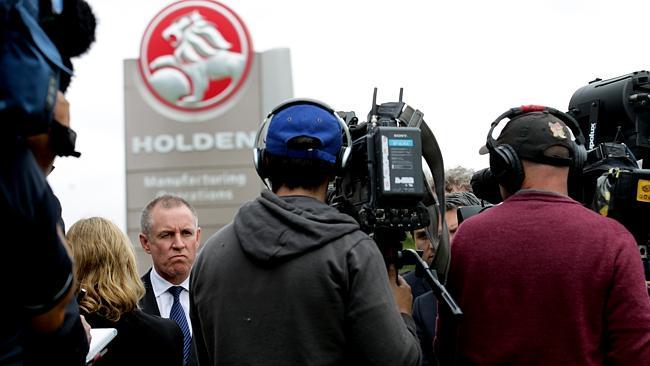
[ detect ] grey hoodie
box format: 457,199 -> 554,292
191,190 -> 421,366
236,191 -> 359,263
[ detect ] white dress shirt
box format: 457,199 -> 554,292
149,268 -> 192,335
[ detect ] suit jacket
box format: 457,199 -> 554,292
140,269 -> 161,316
140,268 -> 198,366
412,291 -> 438,366
404,270 -> 432,300
84,310 -> 183,366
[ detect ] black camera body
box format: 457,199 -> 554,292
330,89 -> 463,317
568,71 -> 650,160
570,72 -> 650,279
330,90 -> 430,236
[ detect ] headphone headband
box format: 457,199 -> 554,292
486,105 -> 587,156
485,105 -> 588,194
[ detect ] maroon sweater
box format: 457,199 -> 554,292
435,190 -> 650,365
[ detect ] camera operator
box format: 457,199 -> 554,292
190,99 -> 421,365
0,0 -> 94,363
435,107 -> 650,365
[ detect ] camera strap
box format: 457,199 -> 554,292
401,105 -> 452,284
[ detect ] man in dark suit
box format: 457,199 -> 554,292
412,291 -> 437,366
403,228 -> 435,299
139,195 -> 201,366
405,191 -> 483,298
408,191 -> 482,365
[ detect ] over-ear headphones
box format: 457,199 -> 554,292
485,105 -> 587,193
253,98 -> 352,180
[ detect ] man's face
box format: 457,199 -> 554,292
139,204 -> 201,285
413,228 -> 435,265
445,208 -> 459,242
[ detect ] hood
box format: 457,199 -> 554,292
234,190 -> 360,263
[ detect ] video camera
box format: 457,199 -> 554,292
471,71 -> 650,279
569,71 -> 650,278
0,0 -> 95,156
330,89 -> 430,238
329,89 -> 463,318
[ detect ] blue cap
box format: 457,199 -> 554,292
265,104 -> 342,164
51,0 -> 64,14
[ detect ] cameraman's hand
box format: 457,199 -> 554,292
80,315 -> 92,345
387,265 -> 413,315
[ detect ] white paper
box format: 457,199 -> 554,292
86,328 -> 118,364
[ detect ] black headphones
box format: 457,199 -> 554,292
485,105 -> 587,193
253,98 -> 352,180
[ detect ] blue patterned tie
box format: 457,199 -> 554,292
169,286 -> 191,364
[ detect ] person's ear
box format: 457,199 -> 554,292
139,233 -> 151,253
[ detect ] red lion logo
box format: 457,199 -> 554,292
139,0 -> 253,118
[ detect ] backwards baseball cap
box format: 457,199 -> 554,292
479,111 -> 575,166
265,104 -> 342,164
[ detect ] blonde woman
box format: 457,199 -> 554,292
66,217 -> 183,366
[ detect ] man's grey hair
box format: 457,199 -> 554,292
140,194 -> 199,237
445,166 -> 474,193
445,191 -> 482,210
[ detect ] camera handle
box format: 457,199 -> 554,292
399,249 -> 463,319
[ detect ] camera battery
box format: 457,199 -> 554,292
372,127 -> 424,205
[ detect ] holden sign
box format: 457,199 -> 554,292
138,0 -> 254,121
126,0 -> 293,273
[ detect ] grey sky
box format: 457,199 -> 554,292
48,0 -> 648,229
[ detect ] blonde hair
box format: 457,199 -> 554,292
66,217 -> 145,321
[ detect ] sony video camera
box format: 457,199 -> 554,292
329,89 -> 431,241
329,89 -> 463,317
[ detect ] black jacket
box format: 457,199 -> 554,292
412,291 -> 438,366
83,310 -> 183,366
404,271 -> 432,300
139,269 -> 161,316
139,269 -> 198,366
